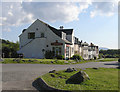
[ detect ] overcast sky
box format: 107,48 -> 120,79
0,0 -> 118,49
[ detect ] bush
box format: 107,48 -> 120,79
45,50 -> 54,59
94,56 -> 97,60
71,54 -> 83,60
118,58 -> 120,62
56,55 -> 64,60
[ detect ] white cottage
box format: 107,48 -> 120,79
18,19 -> 99,59
18,19 -> 74,59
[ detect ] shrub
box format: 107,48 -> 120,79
56,55 -> 64,60
94,56 -> 97,60
118,58 -> 120,62
71,54 -> 83,60
45,50 -> 54,59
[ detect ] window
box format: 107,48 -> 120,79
52,47 -> 62,55
66,47 -> 69,56
41,33 -> 44,38
28,32 -> 35,39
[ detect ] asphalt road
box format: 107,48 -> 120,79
1,61 -> 119,90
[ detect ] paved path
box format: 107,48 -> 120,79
1,61 -> 119,90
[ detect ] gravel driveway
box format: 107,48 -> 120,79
1,61 -> 119,90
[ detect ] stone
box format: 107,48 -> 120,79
55,73 -> 59,75
92,67 -> 98,70
40,61 -> 43,63
72,68 -> 77,71
50,74 -> 55,77
28,60 -> 33,62
66,71 -> 90,84
65,68 -> 73,72
59,76 -> 62,78
13,59 -> 20,63
51,61 -> 54,63
49,70 -> 56,73
22,60 -> 25,62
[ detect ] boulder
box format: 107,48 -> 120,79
50,74 -> 55,77
49,70 -> 56,73
66,71 -> 90,84
28,60 -> 33,62
92,67 -> 99,70
51,61 -> 54,63
40,61 -> 43,63
22,60 -> 25,62
65,68 -> 73,72
72,68 -> 77,71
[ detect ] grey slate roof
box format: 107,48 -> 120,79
58,29 -> 73,35
20,19 -> 73,44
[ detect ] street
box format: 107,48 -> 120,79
1,61 -> 119,90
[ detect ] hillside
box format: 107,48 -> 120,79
99,47 -> 109,50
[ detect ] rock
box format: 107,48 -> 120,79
72,68 -> 77,71
13,59 -> 20,63
92,67 -> 98,70
22,60 -> 25,62
28,60 -> 33,62
50,74 -> 55,77
55,73 -> 59,75
66,71 -> 90,84
51,61 -> 54,63
40,61 -> 43,63
65,68 -> 73,72
49,70 -> 56,73
59,76 -> 62,78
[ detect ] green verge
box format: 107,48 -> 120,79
1,58 -> 118,64
41,68 -> 119,90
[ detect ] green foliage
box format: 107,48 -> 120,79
1,39 -> 19,58
71,54 -> 83,60
56,55 -> 64,60
118,58 -> 120,62
99,49 -> 119,58
45,50 -> 55,59
1,58 -> 118,64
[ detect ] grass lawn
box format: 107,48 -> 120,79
1,58 -> 118,64
41,68 -> 119,90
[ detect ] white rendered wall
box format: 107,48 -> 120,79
19,19 -> 66,58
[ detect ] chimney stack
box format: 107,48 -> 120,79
60,26 -> 64,30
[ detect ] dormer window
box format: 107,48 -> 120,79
28,32 -> 35,39
41,33 -> 44,38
